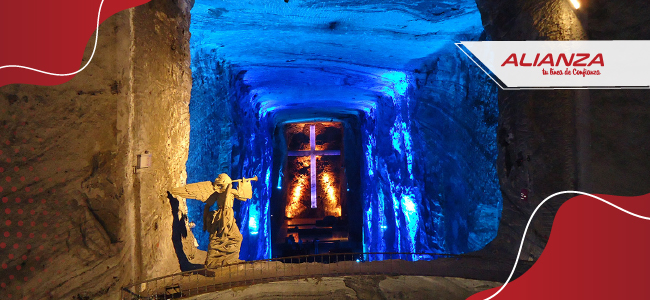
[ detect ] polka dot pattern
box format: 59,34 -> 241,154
0,109 -> 81,299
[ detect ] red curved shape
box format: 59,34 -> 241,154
0,0 -> 150,87
468,193 -> 650,300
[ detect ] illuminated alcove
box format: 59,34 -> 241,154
184,0 -> 503,262
268,121 -> 366,257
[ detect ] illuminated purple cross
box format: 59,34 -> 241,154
287,125 -> 340,208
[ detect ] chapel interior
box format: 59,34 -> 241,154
0,0 -> 649,299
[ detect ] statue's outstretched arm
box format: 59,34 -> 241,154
232,187 -> 249,201
231,179 -> 253,201
228,176 -> 257,201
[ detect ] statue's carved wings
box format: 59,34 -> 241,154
170,181 -> 215,202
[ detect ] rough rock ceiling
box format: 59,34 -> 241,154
190,0 -> 483,122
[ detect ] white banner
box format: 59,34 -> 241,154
456,41 -> 650,89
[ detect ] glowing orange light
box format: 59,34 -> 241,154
570,0 -> 580,9
286,157 -> 310,218
321,172 -> 341,217
286,180 -> 304,218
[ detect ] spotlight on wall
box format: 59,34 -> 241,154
569,0 -> 580,9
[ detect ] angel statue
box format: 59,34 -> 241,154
171,173 -> 257,268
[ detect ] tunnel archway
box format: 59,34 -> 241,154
185,0 -> 502,261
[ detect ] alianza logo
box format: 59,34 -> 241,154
501,53 -> 604,77
501,53 -> 604,67
457,41 -> 650,88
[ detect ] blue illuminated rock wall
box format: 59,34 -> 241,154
229,75 -> 274,261
187,48 -> 272,260
410,39 -> 501,254
362,38 -> 501,258
361,72 -> 440,261
186,48 -> 235,251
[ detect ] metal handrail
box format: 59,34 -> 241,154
121,252 -> 475,300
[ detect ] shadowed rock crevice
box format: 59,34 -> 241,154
169,192 -> 204,272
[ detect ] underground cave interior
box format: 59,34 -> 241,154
184,0 -> 502,261
2,0 -> 650,298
